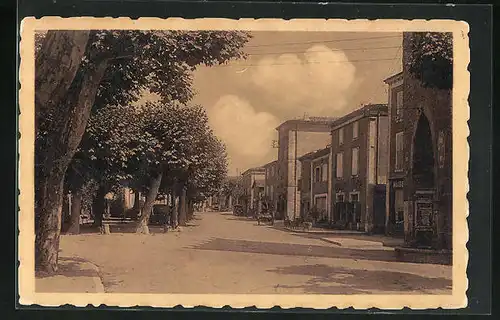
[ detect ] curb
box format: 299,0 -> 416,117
84,261 -> 106,293
282,227 -> 365,236
320,238 -> 342,246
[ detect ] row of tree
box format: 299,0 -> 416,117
34,30 -> 251,273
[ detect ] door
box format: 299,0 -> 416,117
372,185 -> 386,234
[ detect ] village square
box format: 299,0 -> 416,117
31,28 -> 453,295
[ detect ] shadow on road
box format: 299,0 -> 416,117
189,238 -> 401,264
36,257 -> 97,279
74,221 -> 200,235
267,264 -> 452,294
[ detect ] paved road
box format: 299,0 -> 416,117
59,211 -> 452,294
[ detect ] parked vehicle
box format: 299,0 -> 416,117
257,205 -> 274,225
149,204 -> 170,225
232,204 -> 244,216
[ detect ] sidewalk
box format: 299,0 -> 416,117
272,220 -> 365,235
35,257 -> 105,293
271,220 -> 405,248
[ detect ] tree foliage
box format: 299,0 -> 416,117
407,32 -> 453,90
34,29 -> 250,269
49,29 -> 250,194
221,176 -> 245,201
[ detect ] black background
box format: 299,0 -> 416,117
1,0 -> 493,317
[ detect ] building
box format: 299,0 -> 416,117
385,33 -> 452,250
298,146 -> 332,222
251,176 -> 266,214
330,104 -> 389,233
384,71 -> 405,237
275,117 -> 336,220
263,160 -> 279,211
241,167 -> 266,216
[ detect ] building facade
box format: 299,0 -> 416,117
330,104 -> 389,233
384,71 -> 406,237
390,32 -> 453,250
298,146 -> 332,222
263,160 -> 279,211
241,167 -> 266,216
275,118 -> 336,221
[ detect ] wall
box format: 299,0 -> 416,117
377,115 -> 390,184
402,32 -> 453,250
331,118 -> 368,227
386,79 -> 406,236
278,127 -> 332,220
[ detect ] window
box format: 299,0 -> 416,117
315,196 -> 327,212
350,192 -> 359,202
336,193 -> 345,202
336,152 -> 343,178
395,189 -> 404,222
338,127 -> 344,145
352,121 -> 359,139
315,166 -> 321,182
321,163 -> 328,181
351,147 -> 359,176
395,132 -> 404,171
396,91 -> 404,120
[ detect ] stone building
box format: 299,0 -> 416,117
241,167 -> 266,216
330,104 -> 389,233
386,32 -> 453,250
263,160 -> 279,211
298,146 -> 332,221
384,71 -> 406,237
275,118 -> 336,220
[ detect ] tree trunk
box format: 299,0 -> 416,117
186,199 -> 195,221
136,171 -> 163,234
178,186 -> 187,226
35,56 -> 109,272
92,185 -> 106,228
170,189 -> 179,228
35,31 -> 90,131
67,188 -> 83,234
61,193 -> 70,232
34,172 -> 65,273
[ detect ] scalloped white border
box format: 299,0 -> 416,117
18,17 -> 470,310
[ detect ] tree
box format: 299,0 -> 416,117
184,134 -> 228,220
406,32 -> 453,90
35,30 -> 250,272
222,176 -> 245,205
133,103 -> 211,233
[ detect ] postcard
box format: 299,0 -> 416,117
19,17 -> 469,309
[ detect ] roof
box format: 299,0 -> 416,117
298,146 -> 331,161
275,117 -> 337,131
262,160 -> 278,168
383,71 -> 404,84
330,104 -> 388,130
241,166 -> 266,176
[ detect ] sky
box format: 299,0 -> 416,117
189,31 -> 402,176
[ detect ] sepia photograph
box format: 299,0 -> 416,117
18,18 -> 469,309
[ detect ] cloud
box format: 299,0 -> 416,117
250,45 -> 360,118
208,95 -> 279,175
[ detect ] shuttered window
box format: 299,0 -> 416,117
351,147 -> 359,176
336,152 -> 343,178
395,132 -> 404,171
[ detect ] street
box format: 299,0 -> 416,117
57,212 -> 452,294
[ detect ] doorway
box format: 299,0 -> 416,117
412,113 -> 436,247
413,113 -> 435,189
